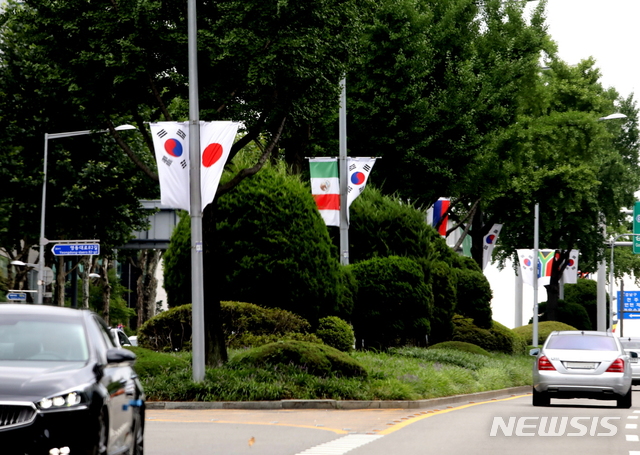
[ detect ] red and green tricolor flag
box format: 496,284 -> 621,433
309,158 -> 340,226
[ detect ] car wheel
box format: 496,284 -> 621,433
532,387 -> 550,407
617,388 -> 633,409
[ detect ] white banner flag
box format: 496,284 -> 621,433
482,224 -> 502,270
151,121 -> 239,213
562,250 -> 580,284
346,157 -> 376,209
517,249 -> 535,287
200,121 -> 240,212
516,248 -> 580,287
151,122 -> 190,211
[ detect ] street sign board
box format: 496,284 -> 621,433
52,243 -> 100,256
6,292 -> 26,301
618,290 -> 640,319
634,202 -> 640,254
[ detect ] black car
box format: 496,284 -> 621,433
0,304 -> 145,455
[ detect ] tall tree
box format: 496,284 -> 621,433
0,0 -> 365,365
490,59 -> 640,318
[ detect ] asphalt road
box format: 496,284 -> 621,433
145,388 -> 640,455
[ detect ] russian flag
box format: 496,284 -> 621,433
428,198 -> 450,236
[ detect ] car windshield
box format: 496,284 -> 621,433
546,335 -> 618,351
0,318 -> 89,362
622,341 -> 640,350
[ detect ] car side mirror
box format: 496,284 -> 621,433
106,348 -> 136,365
529,348 -> 540,356
630,351 -> 638,363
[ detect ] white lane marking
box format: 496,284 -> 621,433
626,434 -> 639,442
626,424 -> 638,430
629,416 -> 639,420
295,434 -> 384,454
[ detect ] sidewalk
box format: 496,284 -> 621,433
146,385 -> 531,410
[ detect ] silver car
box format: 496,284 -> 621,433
620,337 -> 640,385
531,330 -> 632,408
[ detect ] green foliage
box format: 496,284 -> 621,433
211,161 -> 347,324
231,332 -> 323,349
513,320 -> 578,346
228,341 -> 367,378
533,300 -> 592,330
138,301 -> 321,351
138,304 -> 192,352
350,256 -> 432,349
341,187 -> 436,263
89,267 -> 136,327
315,316 -> 355,352
125,347 -> 190,378
427,261 -> 456,344
163,212 -> 191,308
563,278 -> 600,328
220,301 -> 314,348
452,315 -> 527,354
453,268 -> 493,329
138,347 -> 533,402
427,341 -> 491,357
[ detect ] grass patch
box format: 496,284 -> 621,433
134,346 -> 534,402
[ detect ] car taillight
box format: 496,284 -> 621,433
606,358 -> 625,373
538,356 -> 556,371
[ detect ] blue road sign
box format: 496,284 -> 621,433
618,290 -> 640,319
52,243 -> 100,256
6,292 -> 26,301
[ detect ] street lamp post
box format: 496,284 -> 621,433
595,113 -> 627,330
38,125 -> 135,304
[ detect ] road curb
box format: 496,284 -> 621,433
146,385 -> 531,410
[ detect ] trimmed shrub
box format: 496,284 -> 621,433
533,300 -> 592,330
213,162 -> 347,324
228,340 -> 367,378
513,320 -> 578,346
427,261 -> 456,344
315,316 -> 355,352
452,315 -> 527,354
454,268 -> 493,329
138,301 -> 320,351
427,341 -> 491,357
221,301 -> 313,347
137,304 -> 192,352
563,279 -> 607,329
164,161 -> 349,323
351,256 -> 432,349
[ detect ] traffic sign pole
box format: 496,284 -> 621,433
634,202 -> 640,254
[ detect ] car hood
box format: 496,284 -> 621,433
0,361 -> 93,403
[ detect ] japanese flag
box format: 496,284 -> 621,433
200,121 -> 240,212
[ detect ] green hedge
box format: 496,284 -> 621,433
513,320 -> 577,346
138,301 -> 319,351
451,315 -> 527,354
228,340 -> 367,378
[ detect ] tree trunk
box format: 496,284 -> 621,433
81,256 -> 92,309
544,249 -> 570,322
101,258 -> 111,325
136,249 -> 161,328
202,203 -> 228,367
55,256 -> 66,306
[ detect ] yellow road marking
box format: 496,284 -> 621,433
377,394 -> 529,435
147,417 -> 349,435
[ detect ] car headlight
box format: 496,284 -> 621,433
37,391 -> 86,411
